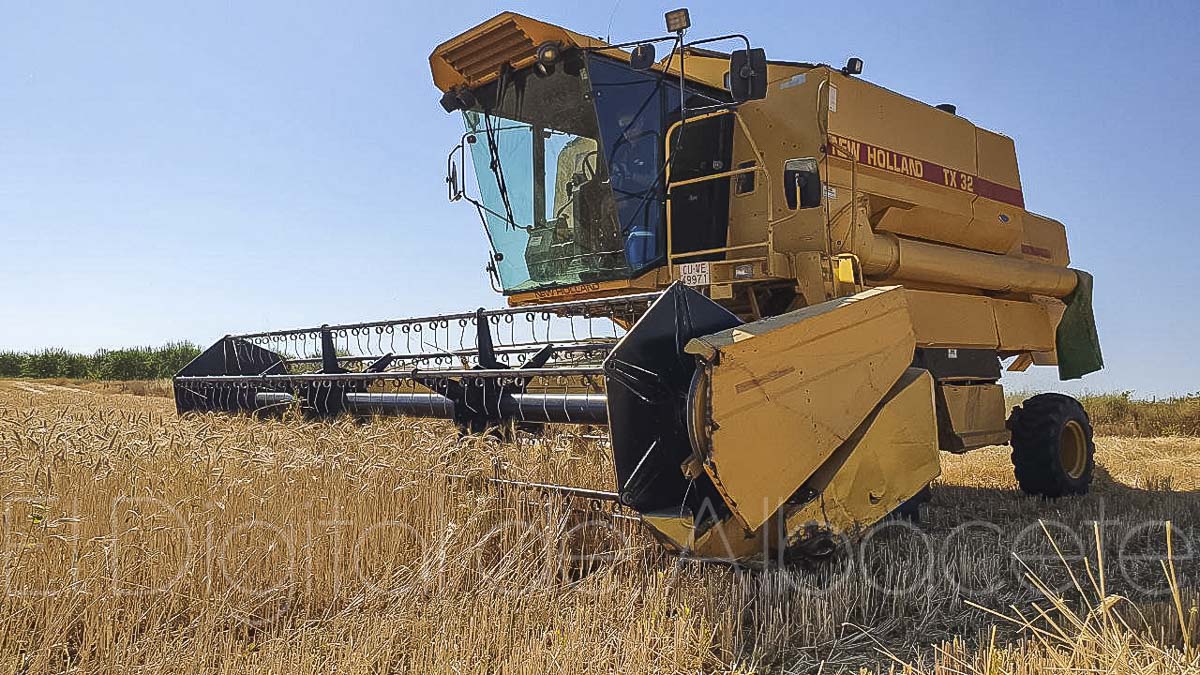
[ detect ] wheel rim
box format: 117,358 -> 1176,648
1059,420 -> 1088,479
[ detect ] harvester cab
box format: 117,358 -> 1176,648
439,24 -> 747,296
175,10 -> 1104,563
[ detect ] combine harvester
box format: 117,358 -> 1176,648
175,10 -> 1103,562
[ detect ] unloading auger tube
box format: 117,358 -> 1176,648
176,282 -> 946,562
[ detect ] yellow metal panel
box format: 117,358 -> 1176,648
791,251 -> 831,305
1030,295 -> 1067,365
1032,350 -> 1060,366
652,50 -> 809,98
1016,212 -> 1071,267
505,268 -> 664,306
905,290 -> 1057,353
783,368 -> 940,540
827,72 -> 977,173
835,257 -> 856,284
824,70 -> 984,251
822,72 -> 1030,255
969,196 -> 1024,252
710,283 -> 734,300
639,511 -> 768,562
1007,353 -> 1035,372
905,290 -> 998,348
992,299 -> 1055,352
826,159 -> 978,251
939,383 -> 1010,451
971,131 -> 1024,250
685,286 -> 915,531
975,129 -> 1022,191
690,515 -> 769,561
726,72 -> 827,242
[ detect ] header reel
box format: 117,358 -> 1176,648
175,292 -> 660,431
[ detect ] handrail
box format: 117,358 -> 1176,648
662,109 -> 775,270
668,164 -> 758,190
822,128 -> 862,257
671,242 -> 766,259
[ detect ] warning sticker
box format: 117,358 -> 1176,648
679,262 -> 711,287
828,85 -> 838,113
780,73 -> 807,90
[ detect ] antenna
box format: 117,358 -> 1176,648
604,0 -> 623,42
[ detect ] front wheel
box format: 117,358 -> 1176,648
892,485 -> 933,522
1008,393 -> 1095,498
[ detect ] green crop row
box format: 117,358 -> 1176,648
0,343 -> 201,381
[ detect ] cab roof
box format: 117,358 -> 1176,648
429,12 -> 811,94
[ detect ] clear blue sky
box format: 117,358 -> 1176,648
2,1 -> 1197,397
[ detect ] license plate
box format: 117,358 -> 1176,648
679,262 -> 711,287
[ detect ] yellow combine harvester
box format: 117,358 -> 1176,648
175,10 -> 1103,562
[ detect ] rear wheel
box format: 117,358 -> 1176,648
1008,393 -> 1095,498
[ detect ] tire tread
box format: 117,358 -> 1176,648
1008,393 -> 1095,498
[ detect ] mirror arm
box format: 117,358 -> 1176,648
685,102 -> 738,116
581,35 -> 679,53
683,33 -> 752,53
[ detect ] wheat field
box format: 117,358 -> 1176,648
0,380 -> 1196,673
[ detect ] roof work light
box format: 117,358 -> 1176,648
665,8 -> 691,33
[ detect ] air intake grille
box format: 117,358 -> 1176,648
441,19 -> 538,84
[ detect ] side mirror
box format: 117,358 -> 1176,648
446,160 -> 462,202
783,158 -> 821,209
729,48 -> 767,102
630,43 -> 656,71
447,139 -> 471,202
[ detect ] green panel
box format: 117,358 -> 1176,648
1056,269 -> 1103,380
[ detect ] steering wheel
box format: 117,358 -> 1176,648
576,150 -> 598,182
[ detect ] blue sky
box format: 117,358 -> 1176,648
2,1 -> 1198,396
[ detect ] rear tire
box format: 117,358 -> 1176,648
1008,393 -> 1095,498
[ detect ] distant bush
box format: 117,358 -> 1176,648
1080,391 -> 1200,437
0,352 -> 23,378
93,348 -> 158,380
151,342 -> 204,375
22,349 -> 84,378
0,343 -> 201,381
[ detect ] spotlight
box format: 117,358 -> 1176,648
455,87 -> 477,110
536,41 -> 561,66
439,87 -> 478,114
665,8 -> 691,33
535,41 -> 561,75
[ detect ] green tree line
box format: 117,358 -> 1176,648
0,342 -> 201,380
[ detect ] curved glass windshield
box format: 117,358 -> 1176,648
460,53 -> 727,294
464,109 -> 624,291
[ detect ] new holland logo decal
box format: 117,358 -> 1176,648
826,133 -> 1025,209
